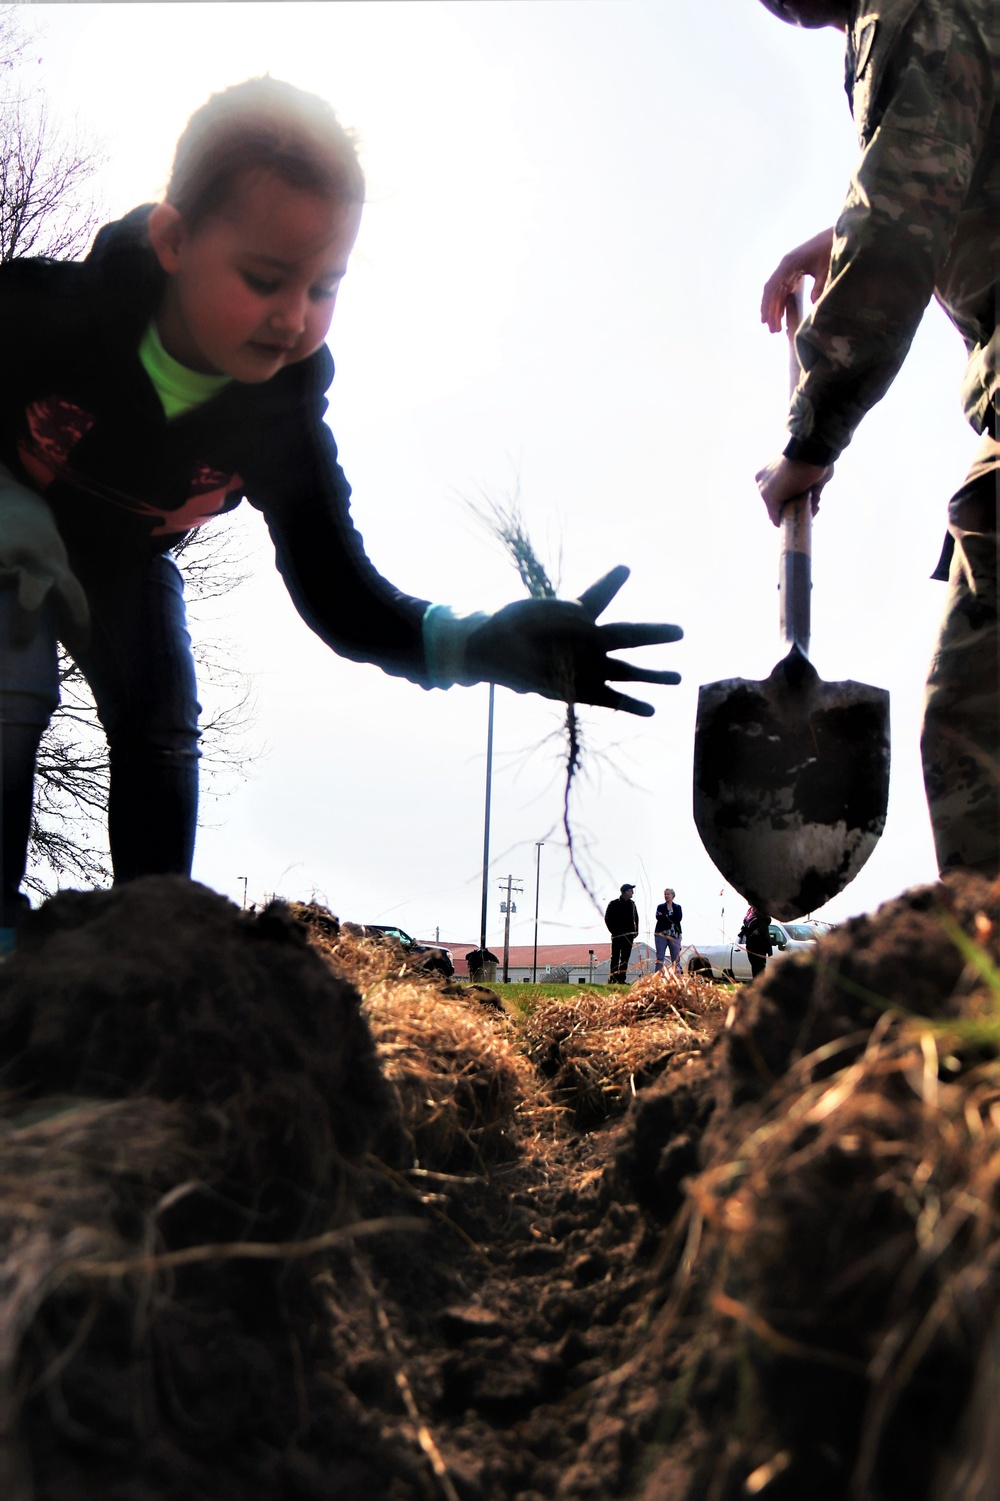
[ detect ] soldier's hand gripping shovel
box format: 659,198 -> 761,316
692,295 -> 890,920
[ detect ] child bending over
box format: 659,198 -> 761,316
0,77 -> 682,947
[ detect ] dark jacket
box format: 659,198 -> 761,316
604,897 -> 639,940
654,901 -> 682,938
738,910 -> 773,958
0,206 -> 432,683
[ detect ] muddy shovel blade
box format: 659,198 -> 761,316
692,647 -> 890,920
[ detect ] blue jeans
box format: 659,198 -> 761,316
0,554 -> 201,924
655,934 -> 681,972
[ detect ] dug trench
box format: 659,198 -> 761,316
1,871 -> 999,1500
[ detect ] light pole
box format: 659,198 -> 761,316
588,948 -> 594,984
238,876 -> 248,911
532,841 -> 544,982
479,684 -> 495,952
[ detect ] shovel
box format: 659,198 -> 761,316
692,295 -> 890,920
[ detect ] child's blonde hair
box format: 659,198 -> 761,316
166,76 -> 365,228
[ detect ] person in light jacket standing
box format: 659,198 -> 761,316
654,887 -> 683,973
604,883 -> 639,984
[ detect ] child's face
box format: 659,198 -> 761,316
149,171 -> 362,382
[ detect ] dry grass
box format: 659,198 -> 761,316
5,882 -> 1000,1500
285,902 -> 435,991
364,980 -> 539,1171
677,997 -> 1000,1496
288,905 -> 734,1163
289,903 -> 544,1172
521,971 -> 729,1128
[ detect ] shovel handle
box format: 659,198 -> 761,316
779,288 -> 811,656
780,497 -> 811,656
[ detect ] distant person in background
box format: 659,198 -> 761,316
465,947 -> 498,983
654,886 -> 683,974
604,883 -> 639,984
738,906 -> 772,980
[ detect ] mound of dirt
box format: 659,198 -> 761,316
610,871 -> 1000,1500
0,878 -> 400,1500
288,910 -> 537,1173
523,976 -> 726,1130
1,878 -> 388,1236
7,872 -> 1000,1501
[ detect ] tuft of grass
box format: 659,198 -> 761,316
818,905 -> 1000,1054
466,484 -> 558,603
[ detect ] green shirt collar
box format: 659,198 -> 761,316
138,320 -> 232,420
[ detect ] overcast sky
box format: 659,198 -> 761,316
25,1 -> 974,951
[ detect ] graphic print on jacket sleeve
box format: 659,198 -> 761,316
139,463 -> 245,536
18,397 -> 242,535
18,397 -> 96,490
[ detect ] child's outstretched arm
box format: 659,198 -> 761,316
247,384 -> 680,712
423,566 -> 682,716
0,463 -> 90,644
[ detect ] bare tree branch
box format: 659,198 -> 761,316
0,6 -> 104,265
0,99 -> 104,261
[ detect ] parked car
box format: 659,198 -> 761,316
680,920 -> 834,984
362,924 -> 455,977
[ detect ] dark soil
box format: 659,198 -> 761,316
2,872 -> 999,1501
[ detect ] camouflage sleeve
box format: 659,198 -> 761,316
785,0 -> 995,465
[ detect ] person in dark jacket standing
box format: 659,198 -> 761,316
653,887 -> 683,973
0,76 -> 685,952
605,883 -> 639,984
738,907 -> 773,980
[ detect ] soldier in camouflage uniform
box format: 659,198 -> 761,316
755,0 -> 999,877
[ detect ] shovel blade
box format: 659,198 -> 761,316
693,652 -> 890,920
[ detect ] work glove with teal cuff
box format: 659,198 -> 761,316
0,462 -> 89,646
422,566 -> 682,716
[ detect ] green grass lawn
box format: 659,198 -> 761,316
465,980 -> 618,1020
491,981 -> 617,1000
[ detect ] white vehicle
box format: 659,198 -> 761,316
680,920 -> 834,983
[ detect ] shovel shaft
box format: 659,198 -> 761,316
780,497 -> 811,655
780,286 -> 811,656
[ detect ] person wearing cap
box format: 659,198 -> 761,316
604,883 -> 639,984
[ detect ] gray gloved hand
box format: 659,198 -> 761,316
463,566 -> 682,716
0,463 -> 89,645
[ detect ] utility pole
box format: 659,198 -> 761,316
499,874 -> 523,983
532,841 -> 544,982
479,684 -> 495,952
238,876 -> 248,911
